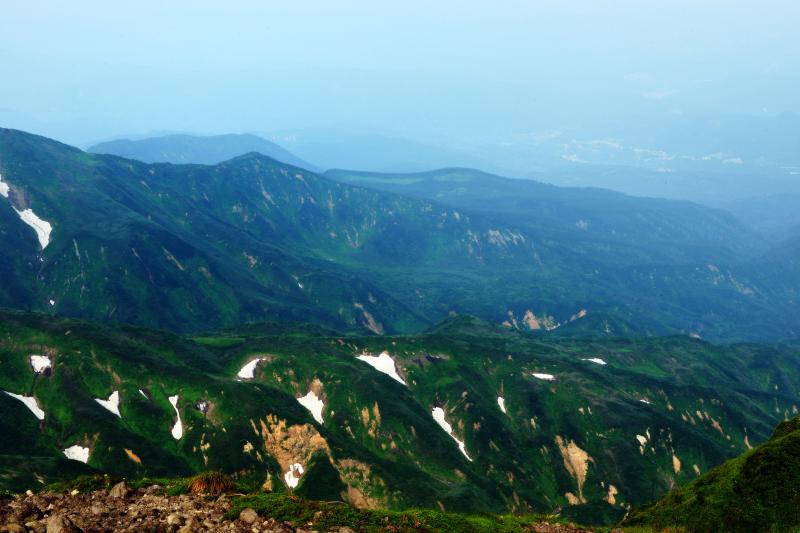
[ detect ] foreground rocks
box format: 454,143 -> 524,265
0,486 -> 605,532
0,486 -> 298,533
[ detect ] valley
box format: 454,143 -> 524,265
2,310 -> 799,525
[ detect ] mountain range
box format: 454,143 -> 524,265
88,133 -> 317,170
1,128 -> 798,341
2,126 -> 800,528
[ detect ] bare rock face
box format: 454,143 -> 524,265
165,513 -> 184,526
108,481 -> 130,499
239,507 -> 259,524
46,514 -> 81,533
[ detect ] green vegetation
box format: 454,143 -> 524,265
624,416 -> 800,532
225,493 -> 567,533
0,128 -> 797,341
1,310 -> 799,526
43,474 -> 188,495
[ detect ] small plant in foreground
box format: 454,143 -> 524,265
188,471 -> 235,496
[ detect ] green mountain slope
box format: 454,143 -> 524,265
329,167 -> 800,341
88,133 -> 317,170
326,167 -> 760,263
2,310 -> 799,524
624,416 -> 800,532
1,128 -> 798,341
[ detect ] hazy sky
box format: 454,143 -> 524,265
1,0 -> 798,146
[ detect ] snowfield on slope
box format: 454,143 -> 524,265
237,358 -> 263,380
3,391 -> 45,420
13,207 -> 52,249
296,390 -> 324,424
582,357 -> 607,365
284,463 -> 305,488
0,173 -> 8,198
169,395 -> 183,439
431,406 -> 472,461
95,390 -> 121,417
356,352 -> 407,385
29,354 -> 52,374
63,445 -> 90,463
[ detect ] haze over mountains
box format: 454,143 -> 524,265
3,128 -> 798,341
88,124 -> 800,241
89,133 -> 317,170
2,2 -> 799,529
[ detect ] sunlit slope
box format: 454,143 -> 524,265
2,311 -> 799,523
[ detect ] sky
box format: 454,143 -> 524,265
1,0 -> 798,149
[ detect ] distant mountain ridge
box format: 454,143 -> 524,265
88,133 -> 317,170
1,127 -> 798,340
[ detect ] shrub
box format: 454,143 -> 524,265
188,471 -> 235,496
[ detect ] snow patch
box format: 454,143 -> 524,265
169,395 -> 183,439
582,357 -> 607,365
3,391 -> 45,420
0,173 -> 8,198
639,398 -> 652,405
14,208 -> 52,249
357,352 -> 407,385
497,396 -> 507,414
431,407 -> 472,461
532,373 -> 556,381
284,463 -> 304,488
95,390 -> 121,418
63,445 -> 90,463
297,390 -> 324,424
237,358 -> 263,380
138,389 -> 148,399
29,355 -> 52,374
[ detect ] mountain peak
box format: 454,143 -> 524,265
88,132 -> 317,170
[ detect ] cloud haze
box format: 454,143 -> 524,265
0,0 -> 797,148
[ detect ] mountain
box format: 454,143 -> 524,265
624,416 -> 800,532
723,192 -> 800,244
327,167 -> 800,340
326,167 -> 763,263
88,133 -> 317,170
1,127 -> 798,341
268,129 -> 498,173
2,310 -> 800,525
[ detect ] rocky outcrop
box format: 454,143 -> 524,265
0,486 -> 293,532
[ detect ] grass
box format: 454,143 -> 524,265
4,310 -> 800,526
191,336 -> 245,348
224,492 -> 573,533
623,416 -> 800,532
43,474 -> 189,495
